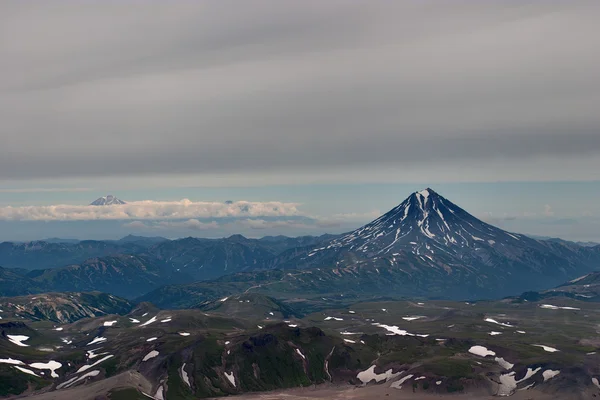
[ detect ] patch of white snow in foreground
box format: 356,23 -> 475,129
130,318 -> 140,323
484,318 -> 513,327
87,349 -> 108,359
592,377 -> 600,389
295,349 -> 306,360
344,339 -> 356,344
87,337 -> 107,346
390,374 -> 414,389
7,335 -> 30,347
180,363 -> 191,388
324,316 -> 343,321
402,316 -> 425,321
143,351 -> 159,362
372,323 -> 428,337
532,345 -> 559,352
225,371 -> 236,387
495,357 -> 514,370
160,318 -> 172,323
490,331 -> 503,336
357,365 -> 401,384
54,327 -> 64,331
77,355 -> 114,373
146,337 -> 158,342
103,320 -> 117,327
543,370 -> 560,381
14,366 -> 40,377
469,346 -> 495,357
153,386 -> 165,400
497,367 -> 542,396
516,330 -> 526,334
0,358 -> 24,365
178,332 -> 191,336
29,361 -> 62,378
140,315 -> 158,327
540,304 -> 580,310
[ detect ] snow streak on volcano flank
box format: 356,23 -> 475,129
311,188 -> 526,258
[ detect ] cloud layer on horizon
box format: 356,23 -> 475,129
1,1 -> 600,185
0,200 -> 300,221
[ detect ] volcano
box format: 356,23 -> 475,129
269,188 -> 600,298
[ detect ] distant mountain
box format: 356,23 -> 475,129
41,237 -> 81,244
26,255 -> 192,299
264,188 -> 600,298
257,234 -> 340,254
531,235 -> 600,248
0,234 -> 337,298
115,234 -> 168,245
0,266 -> 46,297
145,235 -> 299,281
0,291 -> 133,323
90,194 -> 126,205
516,271 -> 600,303
0,240 -> 149,270
143,189 -> 600,306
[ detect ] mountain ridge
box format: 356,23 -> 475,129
143,189 -> 600,306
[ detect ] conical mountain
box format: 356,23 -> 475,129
90,195 -> 126,206
313,188 -> 531,258
268,188 -> 600,299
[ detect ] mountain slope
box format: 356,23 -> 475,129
0,292 -> 133,323
27,255 -> 192,299
515,271 -> 600,303
0,240 -> 148,270
265,188 -> 600,298
145,189 -> 600,306
146,236 -> 283,281
0,266 -> 47,297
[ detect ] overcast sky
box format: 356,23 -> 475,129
1,1 -> 599,241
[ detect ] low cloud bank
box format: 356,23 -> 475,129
0,200 -> 300,221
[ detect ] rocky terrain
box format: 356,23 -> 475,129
1,290 -> 600,399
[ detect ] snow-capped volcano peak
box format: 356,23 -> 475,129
308,188 -> 527,258
90,195 -> 126,206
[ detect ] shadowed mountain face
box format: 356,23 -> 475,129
0,236 -> 336,299
25,255 -> 192,299
0,266 -> 46,297
0,241 -> 149,271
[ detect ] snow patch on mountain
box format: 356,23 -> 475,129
90,195 -> 126,206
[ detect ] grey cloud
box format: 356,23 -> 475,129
1,1 -> 600,182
